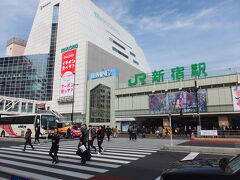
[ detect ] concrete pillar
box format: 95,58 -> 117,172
163,117 -> 170,128
218,116 -> 230,128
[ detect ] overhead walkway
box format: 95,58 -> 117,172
0,96 -> 63,118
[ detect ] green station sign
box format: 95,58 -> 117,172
128,62 -> 208,86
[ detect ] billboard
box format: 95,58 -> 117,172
232,86 -> 240,111
59,49 -> 77,98
149,90 -> 207,114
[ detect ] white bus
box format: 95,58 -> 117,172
0,114 -> 58,138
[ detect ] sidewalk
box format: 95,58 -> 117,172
163,138 -> 240,155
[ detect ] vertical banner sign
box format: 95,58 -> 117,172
232,86 -> 240,111
60,49 -> 77,98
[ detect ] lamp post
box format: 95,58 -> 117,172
71,73 -> 76,124
194,79 -> 201,137
186,79 -> 201,137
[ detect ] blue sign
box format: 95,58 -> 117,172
89,69 -> 119,80
18,125 -> 27,128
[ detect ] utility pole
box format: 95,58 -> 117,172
194,79 -> 201,137
71,73 -> 76,125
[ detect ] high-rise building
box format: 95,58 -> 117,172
0,0 -> 150,121
6,37 -> 27,57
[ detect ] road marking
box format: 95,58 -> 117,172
0,153 -> 107,173
0,149 -> 120,168
9,146 -> 139,161
0,147 -> 130,164
155,176 -> 161,180
0,159 -> 93,179
0,166 -> 62,180
21,146 -> 146,157
181,152 -> 199,161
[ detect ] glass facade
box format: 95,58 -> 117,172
90,84 -> 111,123
0,54 -> 52,100
0,4 -> 60,101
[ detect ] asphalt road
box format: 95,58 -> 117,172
0,138 -> 234,180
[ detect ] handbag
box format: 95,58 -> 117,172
76,149 -> 81,155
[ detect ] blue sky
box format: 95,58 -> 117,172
0,0 -> 239,72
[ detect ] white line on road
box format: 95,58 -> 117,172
0,166 -> 63,180
0,159 -> 93,179
0,149 -> 121,168
181,152 -> 199,161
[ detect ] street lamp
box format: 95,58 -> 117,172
187,79 -> 201,136
71,73 -> 79,124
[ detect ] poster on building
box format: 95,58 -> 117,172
232,86 -> 240,111
149,90 -> 207,114
60,49 -> 77,98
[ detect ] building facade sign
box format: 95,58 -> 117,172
40,2 -> 51,10
89,69 -> 119,80
128,62 -> 208,86
59,48 -> 77,99
232,86 -> 240,111
94,12 -> 120,35
61,44 -> 78,53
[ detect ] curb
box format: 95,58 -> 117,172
163,145 -> 240,155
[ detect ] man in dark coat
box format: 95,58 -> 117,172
49,130 -> 60,164
23,128 -> 34,151
105,126 -> 112,141
34,126 -> 42,144
96,126 -> 104,155
80,124 -> 87,146
87,125 -> 96,152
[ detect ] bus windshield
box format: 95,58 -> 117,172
41,115 -> 57,130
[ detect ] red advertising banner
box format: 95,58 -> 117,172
60,49 -> 77,98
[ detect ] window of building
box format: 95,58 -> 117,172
112,47 -> 129,59
130,51 -> 136,57
90,84 -> 111,123
133,59 -> 139,65
109,38 -> 125,50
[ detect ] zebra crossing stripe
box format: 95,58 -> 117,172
0,149 -> 120,168
29,146 -> 146,158
37,144 -> 159,151
0,153 -> 108,173
0,166 -> 62,180
0,147 -> 130,164
8,146 -> 139,161
0,159 -> 94,179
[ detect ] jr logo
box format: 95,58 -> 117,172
128,73 -> 147,86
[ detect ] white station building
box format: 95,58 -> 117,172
0,0 -> 150,124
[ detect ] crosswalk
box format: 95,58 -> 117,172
0,139 -> 159,180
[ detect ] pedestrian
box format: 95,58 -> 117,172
96,126 -> 104,155
132,125 -> 137,140
80,124 -> 87,146
105,126 -> 112,141
87,125 -> 97,152
49,129 -> 60,164
113,126 -> 118,137
23,128 -> 34,151
67,127 -> 71,139
77,140 -> 89,165
141,126 -> 147,138
128,125 -> 133,140
34,126 -> 42,144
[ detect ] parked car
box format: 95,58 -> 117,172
160,155 -> 240,180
